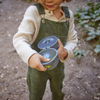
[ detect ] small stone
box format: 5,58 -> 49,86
76,74 -> 83,79
71,64 -> 73,67
7,71 -> 9,73
8,17 -> 11,19
97,93 -> 100,96
84,82 -> 90,87
16,19 -> 18,21
1,9 -> 3,12
18,12 -> 21,14
3,66 -> 7,69
1,73 -> 4,78
8,34 -> 11,37
97,76 -> 100,79
94,58 -> 96,63
90,51 -> 93,55
22,77 -> 27,80
94,96 -> 99,100
16,66 -> 18,69
77,86 -> 80,89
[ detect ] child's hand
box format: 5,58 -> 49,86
57,39 -> 68,59
28,53 -> 50,71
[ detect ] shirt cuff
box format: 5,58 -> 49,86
59,48 -> 70,63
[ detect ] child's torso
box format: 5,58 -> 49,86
31,3 -> 70,52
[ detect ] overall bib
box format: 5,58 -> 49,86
27,3 -> 70,100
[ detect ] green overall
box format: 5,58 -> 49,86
27,3 -> 70,100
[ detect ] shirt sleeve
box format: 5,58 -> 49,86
13,6 -> 38,65
60,10 -> 78,62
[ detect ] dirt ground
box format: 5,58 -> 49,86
0,0 -> 100,100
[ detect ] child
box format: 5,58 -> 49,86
13,0 -> 78,100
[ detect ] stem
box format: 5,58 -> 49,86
87,37 -> 100,50
93,37 -> 100,47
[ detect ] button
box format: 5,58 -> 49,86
67,21 -> 69,25
42,19 -> 45,23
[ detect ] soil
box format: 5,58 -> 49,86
0,0 -> 100,100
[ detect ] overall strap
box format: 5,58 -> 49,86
61,6 -> 70,18
34,3 -> 45,15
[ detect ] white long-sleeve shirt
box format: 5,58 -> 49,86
13,5 -> 78,65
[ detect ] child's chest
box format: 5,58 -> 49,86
38,18 -> 69,45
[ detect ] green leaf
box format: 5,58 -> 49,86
86,35 -> 96,41
83,12 -> 88,14
76,8 -> 81,12
83,16 -> 91,19
74,50 -> 79,56
96,45 -> 100,49
79,13 -> 85,19
84,7 -> 90,11
87,3 -> 93,6
96,3 -> 100,9
88,32 -> 95,36
74,1 -> 100,50
80,20 -> 89,24
74,13 -> 79,18
94,10 -> 98,14
95,30 -> 100,36
74,49 -> 84,59
97,27 -> 100,30
84,24 -> 89,28
77,55 -> 81,59
94,46 -> 100,53
94,17 -> 100,21
92,14 -> 97,19
87,27 -> 95,31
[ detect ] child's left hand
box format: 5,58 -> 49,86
57,39 -> 68,60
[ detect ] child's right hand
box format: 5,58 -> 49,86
28,53 -> 50,71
